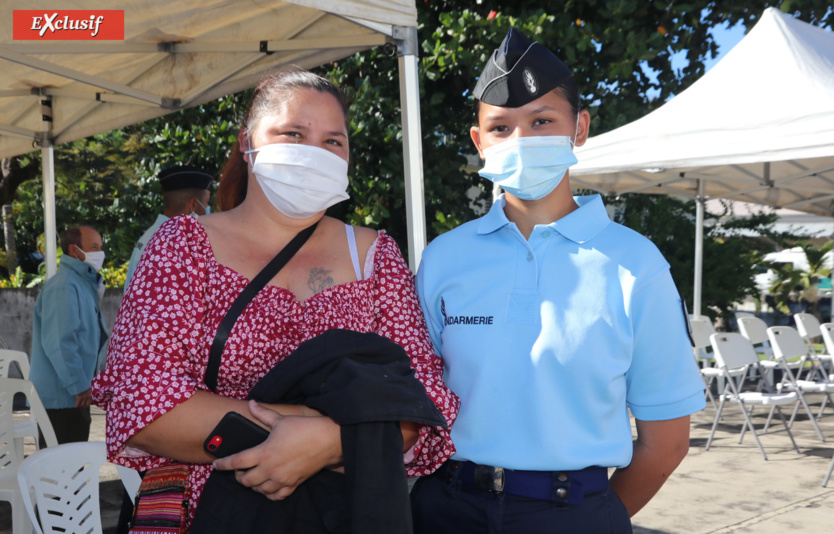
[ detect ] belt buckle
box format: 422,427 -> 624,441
474,465 -> 505,494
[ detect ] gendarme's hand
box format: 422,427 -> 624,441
212,400 -> 342,500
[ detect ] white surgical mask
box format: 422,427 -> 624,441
77,247 -> 105,272
478,135 -> 578,200
246,143 -> 349,219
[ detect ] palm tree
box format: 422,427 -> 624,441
767,241 -> 833,319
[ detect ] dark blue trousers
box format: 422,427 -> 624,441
411,467 -> 632,534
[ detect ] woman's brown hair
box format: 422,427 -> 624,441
216,70 -> 349,211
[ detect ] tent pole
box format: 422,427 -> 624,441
41,96 -> 58,280
693,179 -> 705,317
394,26 -> 427,272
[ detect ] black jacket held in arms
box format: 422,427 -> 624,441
191,329 -> 449,534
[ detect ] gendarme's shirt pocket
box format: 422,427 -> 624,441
506,290 -> 539,325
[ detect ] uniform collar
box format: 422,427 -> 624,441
550,195 -> 610,244
477,196 -> 513,235
59,255 -> 101,282
478,194 -> 610,244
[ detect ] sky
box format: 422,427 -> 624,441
644,17 -> 748,100
701,18 -> 748,71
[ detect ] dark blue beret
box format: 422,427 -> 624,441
159,165 -> 213,191
473,28 -> 573,108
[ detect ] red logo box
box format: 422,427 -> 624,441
13,10 -> 124,40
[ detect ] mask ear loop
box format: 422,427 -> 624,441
242,130 -> 258,171
570,112 -> 580,149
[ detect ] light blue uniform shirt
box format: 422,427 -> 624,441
30,256 -> 109,409
125,214 -> 168,289
416,194 -> 705,471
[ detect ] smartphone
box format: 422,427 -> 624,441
203,411 -> 270,458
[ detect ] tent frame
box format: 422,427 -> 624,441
15,22 -> 426,277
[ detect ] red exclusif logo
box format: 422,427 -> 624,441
13,10 -> 124,40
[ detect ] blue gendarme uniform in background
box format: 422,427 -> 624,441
124,213 -> 169,289
416,194 -> 706,471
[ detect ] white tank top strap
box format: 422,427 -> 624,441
345,224 -> 363,281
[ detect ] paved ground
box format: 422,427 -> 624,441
3,393 -> 833,533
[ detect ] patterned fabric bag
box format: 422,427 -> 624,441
128,464 -> 190,534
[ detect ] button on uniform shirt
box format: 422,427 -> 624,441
416,194 -> 705,471
125,214 -> 169,290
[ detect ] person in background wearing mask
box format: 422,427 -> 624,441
124,165 -> 213,289
31,225 -> 109,445
412,29 -> 705,533
93,70 -> 457,531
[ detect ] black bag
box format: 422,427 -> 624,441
192,224 -> 446,534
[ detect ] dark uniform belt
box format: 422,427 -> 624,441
440,460 -> 609,505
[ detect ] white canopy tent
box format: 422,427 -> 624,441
0,0 -> 428,275
571,7 -> 834,315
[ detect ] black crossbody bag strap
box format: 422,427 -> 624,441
204,222 -> 318,392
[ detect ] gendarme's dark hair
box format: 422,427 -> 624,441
217,70 -> 349,211
474,77 -> 582,122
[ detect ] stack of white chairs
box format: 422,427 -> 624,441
17,441 -> 142,534
0,349 -> 55,455
705,332 -> 800,460
0,349 -> 30,380
0,376 -> 60,534
0,356 -> 60,534
767,326 -> 834,442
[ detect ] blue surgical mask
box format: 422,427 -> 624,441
478,135 -> 578,200
193,198 -> 210,217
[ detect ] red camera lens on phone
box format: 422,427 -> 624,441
207,435 -> 223,451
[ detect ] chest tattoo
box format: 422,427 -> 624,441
308,267 -> 334,294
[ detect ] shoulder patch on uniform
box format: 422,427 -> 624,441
679,291 -> 695,348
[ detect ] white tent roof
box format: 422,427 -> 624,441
0,0 -> 416,159
572,8 -> 834,217
1,0 -> 430,275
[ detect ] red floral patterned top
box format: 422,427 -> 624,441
92,216 -> 458,523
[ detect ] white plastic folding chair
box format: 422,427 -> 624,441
17,441 -> 140,534
0,378 -> 57,460
794,312 -> 834,381
0,379 -> 34,534
0,349 -> 31,379
690,316 -> 744,410
738,316 -> 803,389
115,464 -> 142,505
705,332 -> 800,460
0,350 -> 52,454
822,323 -> 834,383
767,326 -> 834,442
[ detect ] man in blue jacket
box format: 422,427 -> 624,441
31,226 -> 109,445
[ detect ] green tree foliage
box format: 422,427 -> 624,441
610,194 -> 808,323
2,0 -> 831,296
325,1 -> 831,245
767,241 -> 833,319
7,93 -> 246,276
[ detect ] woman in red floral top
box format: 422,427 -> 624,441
92,70 -> 459,528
